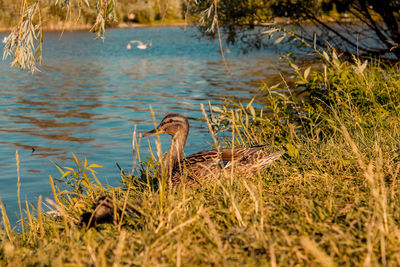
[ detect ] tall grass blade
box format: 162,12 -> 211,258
15,150 -> 25,239
0,200 -> 13,242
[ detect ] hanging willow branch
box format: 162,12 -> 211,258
2,2 -> 43,73
91,0 -> 117,40
2,0 -> 117,72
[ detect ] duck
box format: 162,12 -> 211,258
80,196 -> 120,228
80,196 -> 142,228
143,113 -> 283,184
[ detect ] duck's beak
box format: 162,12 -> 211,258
143,127 -> 165,137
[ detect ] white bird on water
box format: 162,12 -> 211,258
126,40 -> 152,50
2,37 -> 7,44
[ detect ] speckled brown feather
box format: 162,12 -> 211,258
171,146 -> 283,184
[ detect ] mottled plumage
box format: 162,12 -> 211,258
80,196 -> 142,228
144,113 -> 283,184
80,196 -> 119,228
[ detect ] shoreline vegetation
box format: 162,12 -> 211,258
0,17 -> 362,33
1,45 -> 399,265
0,0 -> 362,34
0,0 -> 185,33
0,21 -> 189,33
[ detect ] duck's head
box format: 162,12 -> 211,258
143,113 -> 189,138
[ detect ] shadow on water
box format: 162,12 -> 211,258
0,27 -> 289,223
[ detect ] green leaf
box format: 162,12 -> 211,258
88,164 -> 102,168
261,28 -> 279,35
61,171 -> 71,179
246,97 -> 255,109
360,60 -> 368,73
290,63 -> 299,71
274,35 -> 285,45
81,179 -> 90,188
52,161 -> 65,175
270,83 -> 281,89
72,153 -> 79,166
249,106 -> 256,117
322,51 -> 330,61
304,67 -> 311,80
286,143 -> 299,159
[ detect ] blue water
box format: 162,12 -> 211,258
0,27 -> 285,223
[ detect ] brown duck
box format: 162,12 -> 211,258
143,113 -> 283,184
80,196 -> 120,228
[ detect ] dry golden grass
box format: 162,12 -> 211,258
1,54 -> 400,266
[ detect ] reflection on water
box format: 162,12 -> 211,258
0,27 -> 287,223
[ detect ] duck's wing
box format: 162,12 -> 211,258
218,145 -> 267,161
183,145 -> 280,164
129,40 -> 144,45
174,146 -> 283,183
182,149 -> 220,165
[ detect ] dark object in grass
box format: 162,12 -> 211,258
80,196 -> 120,228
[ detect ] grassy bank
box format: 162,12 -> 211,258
1,51 -> 400,266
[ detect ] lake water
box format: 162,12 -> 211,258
0,27 -> 286,223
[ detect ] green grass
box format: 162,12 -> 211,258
1,51 -> 400,266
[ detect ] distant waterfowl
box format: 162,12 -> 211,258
126,40 -> 152,50
2,37 -> 6,44
143,113 -> 283,184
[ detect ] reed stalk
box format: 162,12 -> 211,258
15,150 -> 25,240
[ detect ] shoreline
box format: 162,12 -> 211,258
0,21 -> 188,33
0,17 -> 363,34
